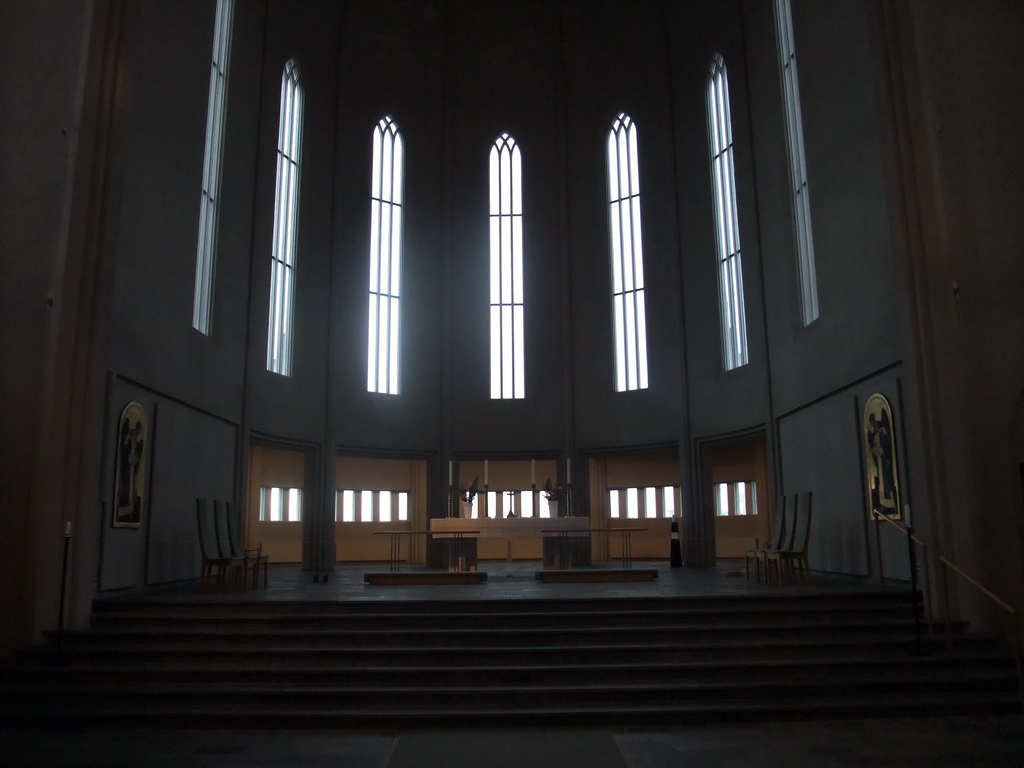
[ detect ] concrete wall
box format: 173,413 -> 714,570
739,0 -> 905,575
0,0 -> 97,655
8,0 -> 1024,650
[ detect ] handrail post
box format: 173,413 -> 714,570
1011,610 -> 1024,717
874,516 -> 885,584
940,559 -> 953,652
905,528 -> 929,659
919,540 -> 934,636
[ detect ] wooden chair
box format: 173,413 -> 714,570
762,492 -> 800,585
196,498 -> 236,591
212,499 -> 246,589
766,491 -> 813,584
244,542 -> 269,589
745,495 -> 788,582
223,500 -> 268,589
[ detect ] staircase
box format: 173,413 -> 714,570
2,590 -> 1019,728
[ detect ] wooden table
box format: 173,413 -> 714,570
374,529 -> 480,572
542,527 -> 648,569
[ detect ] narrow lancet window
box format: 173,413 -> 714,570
367,116 -> 404,395
707,55 -> 749,370
774,0 -> 819,325
489,133 -> 525,400
607,113 -> 649,392
266,60 -> 303,376
192,0 -> 234,334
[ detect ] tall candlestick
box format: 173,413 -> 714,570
531,459 -> 535,485
566,458 -> 571,484
484,460 -> 489,486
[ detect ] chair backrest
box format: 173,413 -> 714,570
195,498 -> 216,560
212,499 -> 236,559
791,491 -> 813,553
780,493 -> 801,552
769,495 -> 788,550
222,500 -> 245,558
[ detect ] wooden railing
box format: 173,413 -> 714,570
874,512 -> 1023,713
939,556 -> 1024,715
872,512 -> 933,636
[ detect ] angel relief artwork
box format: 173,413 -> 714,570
112,401 -> 147,528
863,393 -> 901,521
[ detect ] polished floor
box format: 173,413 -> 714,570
4,561 -> 1023,767
4,715 -> 1024,767
96,558 -> 903,604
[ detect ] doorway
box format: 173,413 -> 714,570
702,433 -> 771,559
587,446 -> 682,561
248,443 -> 308,563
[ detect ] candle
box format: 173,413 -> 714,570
448,460 -> 453,486
484,460 -> 489,486
904,504 -> 911,527
567,458 -> 571,484
531,459 -> 535,485
65,521 -> 72,536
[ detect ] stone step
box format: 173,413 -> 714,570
60,620 -> 936,651
87,604 -> 919,631
7,589 -> 1012,729
6,668 -> 1016,708
4,652 -> 1014,688
36,633 -> 995,666
4,686 -> 1019,728
91,590 -> 917,616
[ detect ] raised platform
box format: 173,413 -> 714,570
535,568 -> 659,583
363,571 -> 489,586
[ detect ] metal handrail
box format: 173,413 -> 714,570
873,512 -> 933,636
939,556 -> 1024,716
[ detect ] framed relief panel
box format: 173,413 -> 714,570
863,393 -> 901,520
112,401 -> 147,528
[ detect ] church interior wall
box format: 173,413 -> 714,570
904,1 -> 1024,611
742,0 -> 903,421
8,0 -> 1024,652
562,0 -> 685,450
105,0 -> 256,422
444,0 -> 568,453
777,391 -> 872,577
0,0 -> 98,656
243,1 -> 339,444
666,0 -> 772,441
329,2 -> 446,451
99,379 -> 238,590
774,368 -> 909,579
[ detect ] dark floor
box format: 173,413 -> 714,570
97,558 -> 899,604
4,716 -> 1024,768
5,561 -> 1022,767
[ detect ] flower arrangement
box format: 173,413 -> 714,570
542,478 -> 564,502
460,476 -> 480,504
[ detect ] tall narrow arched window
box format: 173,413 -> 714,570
707,55 -> 749,370
774,0 -> 819,325
607,113 -> 649,392
367,116 -> 404,395
266,59 -> 303,376
489,133 -> 525,400
192,0 -> 234,334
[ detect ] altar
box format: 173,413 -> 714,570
429,516 -> 592,569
